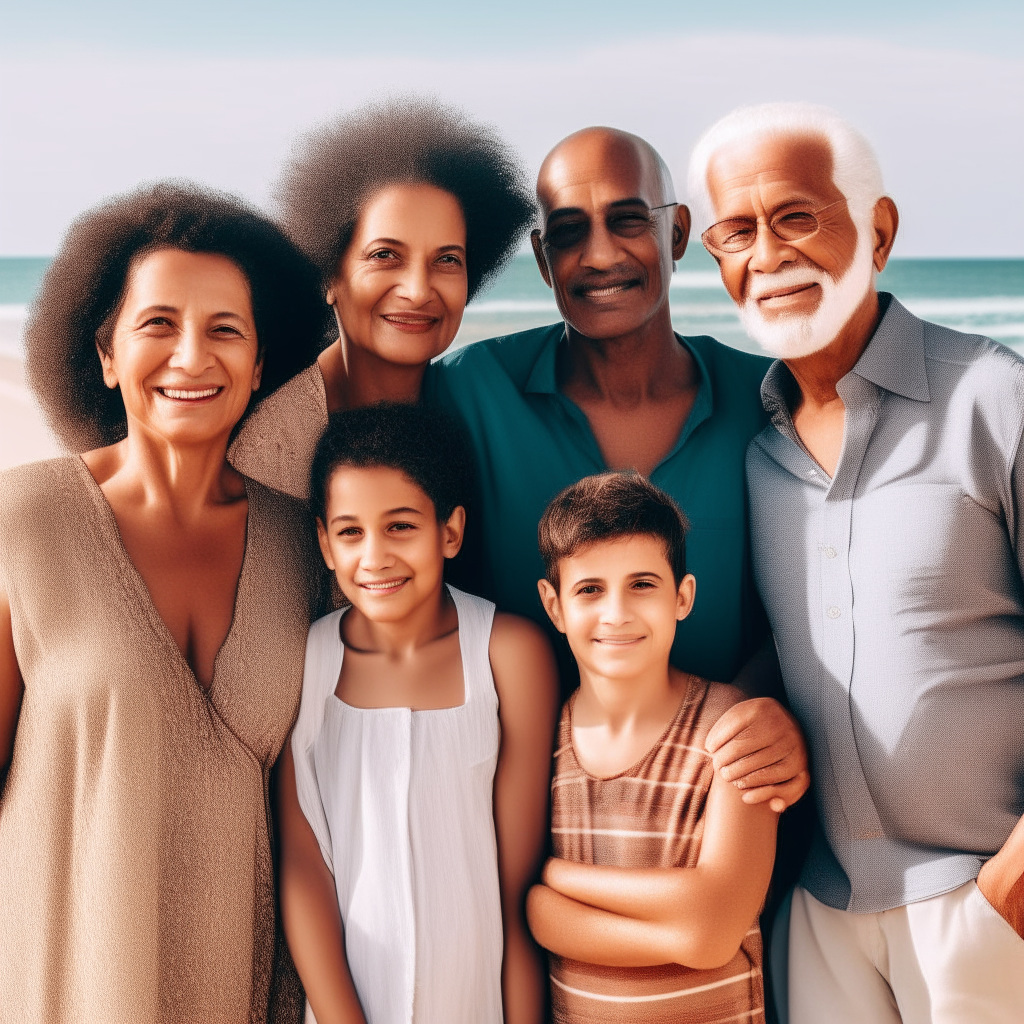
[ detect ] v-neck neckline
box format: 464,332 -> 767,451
74,454 -> 254,699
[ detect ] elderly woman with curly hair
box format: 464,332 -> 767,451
0,182 -> 327,1024
230,97 -> 534,499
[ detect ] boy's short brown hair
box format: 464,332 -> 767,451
538,471 -> 690,591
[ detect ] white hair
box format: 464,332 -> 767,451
686,103 -> 884,234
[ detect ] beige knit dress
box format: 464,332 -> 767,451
0,456 -> 322,1024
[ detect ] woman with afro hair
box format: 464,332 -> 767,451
230,96 -> 535,500
0,181 -> 328,1023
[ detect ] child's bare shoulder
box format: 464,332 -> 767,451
685,675 -> 748,744
488,613 -> 558,704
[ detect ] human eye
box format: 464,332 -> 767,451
773,211 -> 818,240
388,521 -> 418,534
631,578 -> 657,590
544,220 -> 588,251
575,583 -> 602,596
140,315 -> 173,329
337,526 -> 362,538
368,248 -> 398,262
436,253 -> 464,267
710,219 -> 756,251
608,211 -> 652,237
211,322 -> 243,336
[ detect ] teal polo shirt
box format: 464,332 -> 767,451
424,323 -> 771,690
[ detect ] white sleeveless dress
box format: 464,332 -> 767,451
291,585 -> 504,1024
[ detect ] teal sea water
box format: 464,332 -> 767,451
2,251 -> 1022,359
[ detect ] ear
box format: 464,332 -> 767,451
96,341 -> 118,389
441,505 -> 466,559
672,204 -> 691,262
537,578 -> 566,634
530,230 -> 553,289
675,573 -> 697,622
871,197 -> 899,273
251,355 -> 264,393
315,518 -> 336,572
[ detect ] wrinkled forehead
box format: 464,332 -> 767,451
538,133 -> 670,219
705,132 -> 843,214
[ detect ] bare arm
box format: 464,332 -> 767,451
0,582 -> 24,798
276,743 -> 366,1024
527,766 -> 778,971
489,614 -> 560,1024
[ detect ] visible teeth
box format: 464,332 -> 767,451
161,387 -> 220,400
361,580 -> 405,590
584,283 -> 632,297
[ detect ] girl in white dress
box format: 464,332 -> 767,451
277,403 -> 559,1024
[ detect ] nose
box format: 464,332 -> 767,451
359,529 -> 394,572
395,257 -> 433,307
746,219 -> 798,275
168,321 -> 216,376
580,219 -> 620,271
598,588 -> 631,627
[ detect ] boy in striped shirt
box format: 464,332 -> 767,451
528,471 -> 779,1023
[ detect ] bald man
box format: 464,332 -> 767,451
426,128 -> 809,805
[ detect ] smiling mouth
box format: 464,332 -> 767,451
594,636 -> 645,646
157,386 -> 223,401
380,313 -> 440,333
574,279 -> 642,301
756,282 -> 820,304
359,577 -> 410,594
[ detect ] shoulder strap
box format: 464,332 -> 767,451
446,585 -> 496,706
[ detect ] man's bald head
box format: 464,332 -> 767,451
537,127 -> 676,217
530,127 -> 689,343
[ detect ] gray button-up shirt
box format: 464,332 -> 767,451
748,293 -> 1024,913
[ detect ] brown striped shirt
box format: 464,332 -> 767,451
549,677 -> 765,1024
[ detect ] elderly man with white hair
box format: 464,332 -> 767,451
688,103 -> 1024,1022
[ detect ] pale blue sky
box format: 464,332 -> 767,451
1,0 -> 1022,255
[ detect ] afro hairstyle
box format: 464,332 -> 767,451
274,96 -> 535,302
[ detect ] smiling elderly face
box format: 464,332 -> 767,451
532,128 -> 689,341
704,132 -> 878,358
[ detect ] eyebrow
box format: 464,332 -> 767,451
545,197 -> 653,222
329,505 -> 426,524
364,238 -> 466,254
135,305 -> 246,320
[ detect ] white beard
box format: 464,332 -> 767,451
737,227 -> 876,359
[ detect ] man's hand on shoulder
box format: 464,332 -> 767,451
705,696 -> 810,813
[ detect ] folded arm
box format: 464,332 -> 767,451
276,743 -> 367,1024
527,766 -> 778,970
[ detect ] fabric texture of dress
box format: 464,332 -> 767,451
291,585 -> 504,1024
0,456 -> 323,1024
549,677 -> 765,1024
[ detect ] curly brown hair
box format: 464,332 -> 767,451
274,96 -> 535,302
25,180 -> 330,452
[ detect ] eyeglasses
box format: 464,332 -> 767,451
542,202 -> 678,252
702,199 -> 846,254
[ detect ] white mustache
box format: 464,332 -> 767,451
745,266 -> 830,302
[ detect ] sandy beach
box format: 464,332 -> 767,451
0,353 -> 60,471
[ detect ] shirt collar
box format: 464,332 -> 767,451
524,323 -> 715,422
761,291 -> 931,429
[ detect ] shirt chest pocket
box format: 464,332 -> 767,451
854,483 -> 1012,617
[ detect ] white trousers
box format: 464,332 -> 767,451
787,881 -> 1024,1024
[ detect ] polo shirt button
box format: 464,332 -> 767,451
827,606 -> 841,619
823,546 -> 837,559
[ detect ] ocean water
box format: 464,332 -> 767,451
2,251 -> 1022,360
